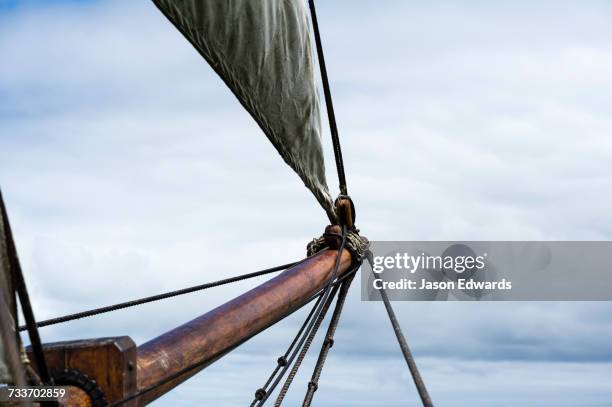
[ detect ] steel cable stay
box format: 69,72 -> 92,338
365,251 -> 434,407
18,261 -> 299,332
309,0 -> 348,196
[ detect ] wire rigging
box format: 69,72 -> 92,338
18,262 -> 297,332
365,252 -> 434,407
308,0 -> 348,196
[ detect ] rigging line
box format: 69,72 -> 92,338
258,226 -> 349,407
19,262 -> 298,332
271,283 -> 340,407
249,294 -> 325,407
308,0 -> 348,196
301,272 -> 354,407
107,266 -> 359,407
0,190 -> 53,387
365,251 -> 434,407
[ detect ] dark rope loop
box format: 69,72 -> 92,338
365,251 -> 434,407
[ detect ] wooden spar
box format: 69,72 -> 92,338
135,248 -> 353,405
26,246 -> 353,406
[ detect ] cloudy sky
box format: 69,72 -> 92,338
2,0 -> 612,406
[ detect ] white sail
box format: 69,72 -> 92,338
152,0 -> 336,221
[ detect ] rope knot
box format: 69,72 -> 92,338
255,388 -> 266,400
307,381 -> 318,392
277,356 -> 287,367
307,227 -> 369,264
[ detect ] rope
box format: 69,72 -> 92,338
308,0 -> 348,195
255,226 -> 348,406
365,251 -> 434,407
18,262 -> 297,332
302,273 -> 354,407
0,190 -> 54,389
307,230 -> 368,263
107,267 -> 359,407
249,294 -> 325,407
272,284 -> 339,407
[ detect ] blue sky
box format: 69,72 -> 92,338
2,1 -> 612,406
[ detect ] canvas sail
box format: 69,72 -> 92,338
152,0 -> 336,222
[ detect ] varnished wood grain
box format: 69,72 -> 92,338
136,248 -> 352,404
28,337 -> 137,406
